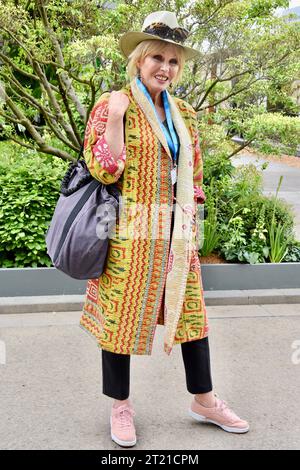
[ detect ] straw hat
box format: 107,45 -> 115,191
119,11 -> 200,61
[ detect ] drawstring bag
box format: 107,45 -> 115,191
45,144 -> 121,280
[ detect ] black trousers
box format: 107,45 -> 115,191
102,337 -> 213,400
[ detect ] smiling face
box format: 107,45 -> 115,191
137,44 -> 180,96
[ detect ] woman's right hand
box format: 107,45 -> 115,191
104,91 -> 129,161
107,91 -> 130,119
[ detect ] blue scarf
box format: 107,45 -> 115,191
136,77 -> 179,165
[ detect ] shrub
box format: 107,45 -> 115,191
283,243 -> 300,262
202,161 -> 296,263
243,113 -> 300,156
0,143 -> 67,267
216,106 -> 300,157
198,119 -> 235,183
200,201 -> 220,257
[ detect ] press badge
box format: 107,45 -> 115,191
171,166 -> 177,185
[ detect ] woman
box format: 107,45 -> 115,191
79,11 -> 249,447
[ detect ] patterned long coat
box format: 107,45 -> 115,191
79,79 -> 208,355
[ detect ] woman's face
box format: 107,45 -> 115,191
137,44 -> 180,95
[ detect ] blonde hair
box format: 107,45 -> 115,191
127,39 -> 186,87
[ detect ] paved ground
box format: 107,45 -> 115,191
232,154 -> 300,240
0,304 -> 300,450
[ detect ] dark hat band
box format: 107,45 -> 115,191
143,22 -> 189,44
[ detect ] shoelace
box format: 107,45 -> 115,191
216,399 -> 239,423
114,405 -> 135,429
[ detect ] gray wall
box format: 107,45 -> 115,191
0,264 -> 300,296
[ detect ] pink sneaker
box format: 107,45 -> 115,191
189,396 -> 249,433
110,402 -> 137,447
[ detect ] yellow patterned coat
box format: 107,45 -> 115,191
79,79 -> 208,355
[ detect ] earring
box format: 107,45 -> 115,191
169,82 -> 173,89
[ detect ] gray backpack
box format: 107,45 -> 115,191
45,158 -> 121,280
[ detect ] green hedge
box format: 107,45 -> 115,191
246,113 -> 300,156
0,142 -> 68,267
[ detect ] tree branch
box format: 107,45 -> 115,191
29,59 -> 80,147
0,25 -> 35,62
1,24 -> 79,146
0,51 -> 39,82
0,70 -> 56,120
0,51 -> 60,94
56,77 -> 83,147
196,68 -> 253,109
8,135 -> 37,150
0,82 -> 75,161
196,76 -> 264,112
0,110 -> 20,125
37,1 -> 87,122
1,69 -> 81,152
38,59 -> 92,85
189,1 -> 236,33
227,137 -> 257,159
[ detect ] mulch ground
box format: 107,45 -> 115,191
200,253 -> 228,264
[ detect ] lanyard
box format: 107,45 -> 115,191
136,77 -> 179,166
162,90 -> 179,166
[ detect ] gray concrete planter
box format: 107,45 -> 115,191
0,263 -> 300,297
201,262 -> 300,291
